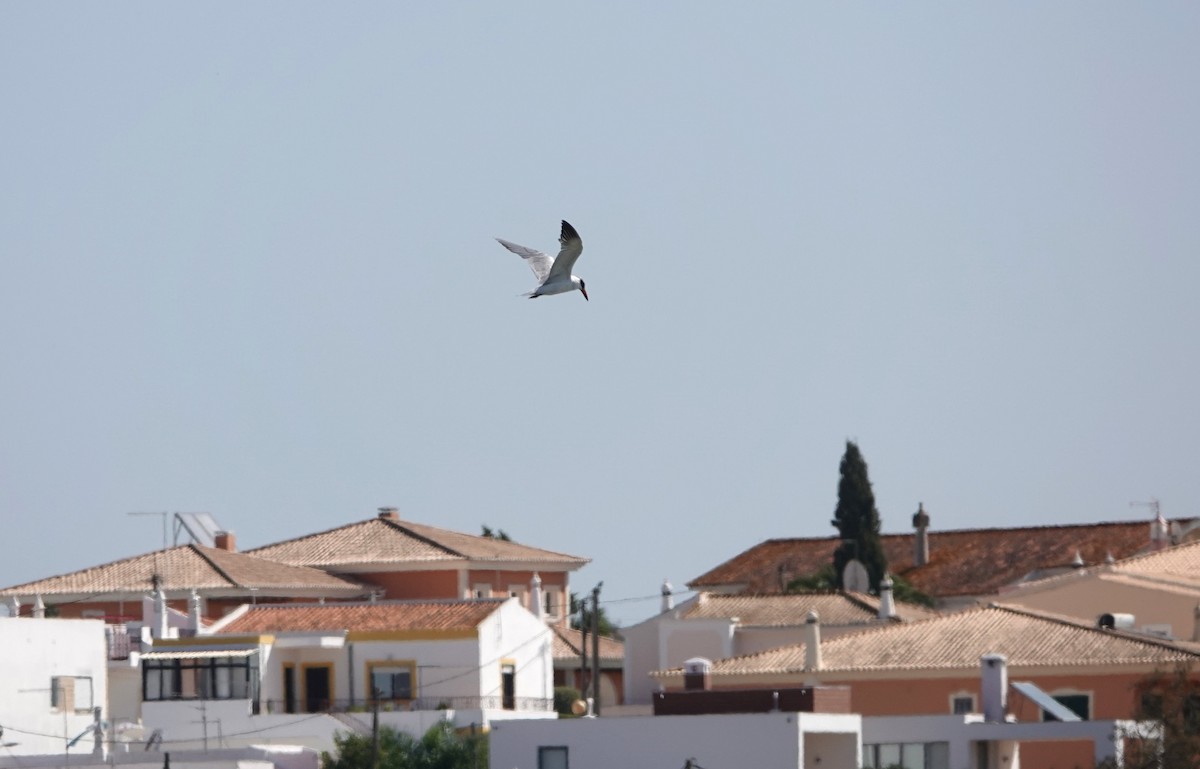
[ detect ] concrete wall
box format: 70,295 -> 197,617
0,618 -> 109,756
489,712 -> 860,769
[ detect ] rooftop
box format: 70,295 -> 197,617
0,544 -> 367,600
679,591 -> 938,626
689,518 -> 1197,599
216,598 -> 509,634
247,512 -> 590,570
664,603 -> 1200,679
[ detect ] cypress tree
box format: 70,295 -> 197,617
830,441 -> 888,592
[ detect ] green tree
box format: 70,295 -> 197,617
320,722 -> 486,769
830,441 -> 888,593
888,572 -> 935,608
785,564 -> 836,593
1114,662 -> 1200,768
569,591 -> 618,637
480,525 -> 511,541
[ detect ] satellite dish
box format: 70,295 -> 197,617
842,559 -> 870,593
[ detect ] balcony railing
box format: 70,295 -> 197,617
262,695 -> 553,715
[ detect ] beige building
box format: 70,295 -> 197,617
999,538 -> 1200,641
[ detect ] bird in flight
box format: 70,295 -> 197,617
496,220 -> 588,301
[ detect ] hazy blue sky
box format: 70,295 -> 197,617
3,5 -> 1198,626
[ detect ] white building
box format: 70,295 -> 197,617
488,711 -> 862,769
0,617 -> 108,757
137,597 -> 556,752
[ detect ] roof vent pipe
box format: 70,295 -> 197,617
913,503 -> 931,567
661,579 -> 674,613
981,654 -> 1008,722
878,574 -> 896,620
804,610 -> 822,672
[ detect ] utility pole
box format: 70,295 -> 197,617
591,582 -> 602,716
578,598 -> 589,703
370,687 -> 381,769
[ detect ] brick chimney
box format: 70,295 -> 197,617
378,506 -> 399,522
213,531 -> 236,552
913,503 -> 931,566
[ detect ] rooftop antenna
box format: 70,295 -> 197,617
129,511 -> 169,586
1130,498 -> 1161,518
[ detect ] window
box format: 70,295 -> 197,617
538,746 -> 568,769
51,676 -> 94,713
142,655 -> 258,702
501,663 -> 516,710
370,663 -> 414,702
1043,692 -> 1090,721
544,590 -> 555,617
863,742 -> 949,769
951,693 -> 975,714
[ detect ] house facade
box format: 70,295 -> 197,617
137,597 -> 556,751
622,586 -> 937,706
246,508 -> 589,626
651,603 -> 1199,768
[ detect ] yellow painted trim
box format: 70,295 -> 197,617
150,634 -> 273,647
348,629 -> 476,642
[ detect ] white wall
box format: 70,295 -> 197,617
0,618 -> 108,756
489,712 -> 861,769
475,600 -> 554,705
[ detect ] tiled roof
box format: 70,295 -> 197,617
0,544 -> 366,598
680,592 -> 938,627
550,625 -> 624,665
688,519 -> 1194,599
679,604 -> 1200,678
247,515 -> 589,570
217,599 -> 507,634
1112,540 -> 1200,585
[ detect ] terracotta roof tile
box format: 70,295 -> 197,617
550,625 -> 624,664
681,592 -> 937,627
689,519 -> 1195,598
681,604 -> 1200,678
247,516 -> 589,569
218,599 -> 507,634
0,544 -> 366,599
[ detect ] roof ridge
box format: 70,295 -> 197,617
190,544 -> 241,588
244,596 -> 510,611
987,602 -> 1200,655
755,517 -> 1197,545
245,515 -> 394,554
380,518 -> 464,557
0,543 -> 197,595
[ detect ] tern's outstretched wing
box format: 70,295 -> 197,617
546,220 -> 583,283
496,238 -> 553,284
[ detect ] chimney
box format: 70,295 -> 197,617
1071,549 -> 1084,568
213,531 -> 236,552
804,610 -> 822,672
661,579 -> 674,613
155,582 -> 169,639
981,654 -> 1008,722
878,574 -> 896,620
378,506 -> 399,522
189,589 -> 205,635
530,572 -> 544,621
913,503 -> 931,567
683,657 -> 712,691
1151,512 -> 1170,551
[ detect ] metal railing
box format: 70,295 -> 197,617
262,695 -> 553,715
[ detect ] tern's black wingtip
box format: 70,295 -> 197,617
560,220 -> 580,242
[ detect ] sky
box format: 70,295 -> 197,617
2,5 -> 1198,627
